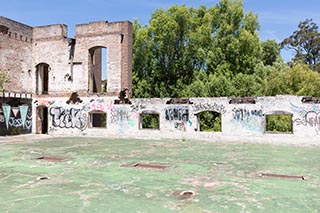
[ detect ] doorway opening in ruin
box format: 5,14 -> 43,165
265,112 -> 293,134
196,111 -> 222,132
36,106 -> 48,134
36,63 -> 49,95
89,111 -> 107,128
88,47 -> 107,93
139,111 -> 160,129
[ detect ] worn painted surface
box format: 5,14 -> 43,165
30,95 -> 320,145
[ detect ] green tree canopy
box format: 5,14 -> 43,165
132,0 -> 277,98
281,19 -> 320,72
261,63 -> 320,97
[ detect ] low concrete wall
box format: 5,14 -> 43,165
31,95 -> 320,145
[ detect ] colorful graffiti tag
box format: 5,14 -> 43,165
0,105 -> 32,130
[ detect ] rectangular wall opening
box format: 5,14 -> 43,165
196,111 -> 222,132
90,112 -> 107,128
140,113 -> 159,129
265,114 -> 293,133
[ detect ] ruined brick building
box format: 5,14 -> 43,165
0,16 -> 132,96
0,16 -> 319,145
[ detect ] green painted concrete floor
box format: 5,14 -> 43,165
0,136 -> 319,212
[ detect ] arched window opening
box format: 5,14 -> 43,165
196,111 -> 221,132
88,47 -> 107,93
140,111 -> 160,129
36,63 -> 49,95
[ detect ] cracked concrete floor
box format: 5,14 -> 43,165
0,136 -> 319,212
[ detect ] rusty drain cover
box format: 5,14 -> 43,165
260,173 -> 305,180
36,156 -> 66,162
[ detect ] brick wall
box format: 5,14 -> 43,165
0,16 -> 33,93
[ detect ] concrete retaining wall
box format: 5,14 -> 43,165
32,95 -> 320,145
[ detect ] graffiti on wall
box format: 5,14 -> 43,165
291,103 -> 320,133
110,106 -> 135,131
9,116 -> 32,129
295,111 -> 320,131
0,105 -> 32,130
50,107 -> 88,130
89,99 -> 106,112
130,104 -> 146,112
174,122 -> 186,131
165,106 -> 190,132
192,103 -> 226,114
232,108 -> 263,121
34,99 -> 55,107
2,105 -> 11,129
110,107 -> 129,123
231,107 -> 264,132
165,106 -> 189,122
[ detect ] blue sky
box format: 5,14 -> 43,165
1,0 -> 319,61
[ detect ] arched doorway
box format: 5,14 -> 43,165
36,106 -> 48,134
36,63 -> 49,95
88,46 -> 107,93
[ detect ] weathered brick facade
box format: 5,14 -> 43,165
0,16 -> 132,96
0,16 -> 33,93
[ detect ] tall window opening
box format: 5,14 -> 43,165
36,63 -> 49,95
88,47 -> 107,93
196,111 -> 222,132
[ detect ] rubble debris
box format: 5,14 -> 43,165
66,92 -> 83,104
114,88 -> 131,104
